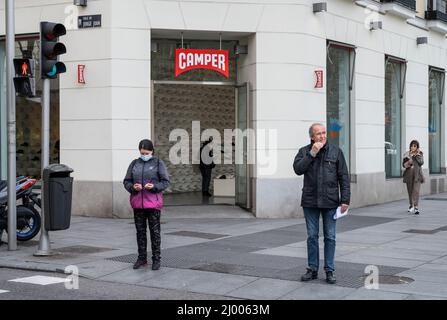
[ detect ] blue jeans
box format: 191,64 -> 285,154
303,207 -> 337,272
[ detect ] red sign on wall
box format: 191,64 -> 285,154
78,64 -> 86,84
314,70 -> 323,88
175,49 -> 229,78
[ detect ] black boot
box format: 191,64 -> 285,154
301,268 -> 318,281
133,259 -> 147,270
326,271 -> 336,284
152,258 -> 161,270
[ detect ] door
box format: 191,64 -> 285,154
235,82 -> 250,209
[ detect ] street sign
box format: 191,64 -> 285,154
78,15 -> 102,29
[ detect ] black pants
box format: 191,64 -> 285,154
200,167 -> 212,192
133,209 -> 161,262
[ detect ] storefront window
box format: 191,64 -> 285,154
327,43 -> 354,170
385,58 -> 404,178
0,36 -> 60,179
428,67 -> 444,174
151,39 -> 237,82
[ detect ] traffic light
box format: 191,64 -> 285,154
13,58 -> 36,97
40,21 -> 67,79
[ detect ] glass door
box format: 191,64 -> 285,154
235,82 -> 250,209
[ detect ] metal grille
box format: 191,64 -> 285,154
359,275 -> 414,285
106,253 -> 407,289
424,197 -> 447,201
166,231 -> 228,239
403,229 -> 438,234
54,245 -> 115,254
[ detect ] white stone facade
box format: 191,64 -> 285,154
1,0 -> 446,218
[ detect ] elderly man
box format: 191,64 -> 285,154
293,123 -> 350,284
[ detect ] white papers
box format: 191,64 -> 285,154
333,206 -> 348,220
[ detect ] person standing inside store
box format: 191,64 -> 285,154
293,123 -> 350,284
200,136 -> 215,197
123,139 -> 170,270
403,140 -> 425,215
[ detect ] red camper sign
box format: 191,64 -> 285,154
175,49 -> 229,78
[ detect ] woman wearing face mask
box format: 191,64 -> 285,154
402,140 -> 424,215
123,139 -> 170,270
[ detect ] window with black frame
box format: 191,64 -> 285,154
428,67 -> 445,174
428,0 -> 447,13
385,56 -> 406,178
326,42 -> 355,171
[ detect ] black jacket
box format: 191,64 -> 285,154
293,142 -> 350,208
199,141 -> 215,169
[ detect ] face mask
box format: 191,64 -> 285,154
140,155 -> 152,162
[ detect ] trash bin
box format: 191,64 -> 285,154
43,164 -> 74,231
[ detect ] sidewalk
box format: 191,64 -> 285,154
1,195 -> 447,300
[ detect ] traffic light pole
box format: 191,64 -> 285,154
6,0 -> 17,251
35,79 -> 52,256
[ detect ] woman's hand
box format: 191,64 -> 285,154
144,183 -> 154,190
133,183 -> 143,191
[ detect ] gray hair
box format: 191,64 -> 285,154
308,123 -> 324,138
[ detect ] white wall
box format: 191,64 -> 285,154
2,0 -> 447,217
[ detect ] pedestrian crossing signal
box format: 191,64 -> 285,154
13,59 -> 34,77
13,58 -> 36,97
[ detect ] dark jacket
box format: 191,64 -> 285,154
293,142 -> 350,208
199,141 -> 215,169
123,157 -> 170,195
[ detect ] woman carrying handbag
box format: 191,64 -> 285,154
402,140 -> 424,215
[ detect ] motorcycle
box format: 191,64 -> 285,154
0,176 -> 42,243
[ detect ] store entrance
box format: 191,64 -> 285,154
152,81 -> 250,209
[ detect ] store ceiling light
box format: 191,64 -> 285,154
313,2 -> 327,13
416,37 -> 428,45
74,0 -> 87,6
370,21 -> 382,31
234,45 -> 248,55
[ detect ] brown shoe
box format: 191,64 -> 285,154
133,259 -> 147,269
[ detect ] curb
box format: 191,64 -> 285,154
0,261 -> 93,279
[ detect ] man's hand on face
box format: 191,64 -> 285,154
341,204 -> 349,213
310,142 -> 324,157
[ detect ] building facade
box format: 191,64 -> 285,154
1,0 -> 446,218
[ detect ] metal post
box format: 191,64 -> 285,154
35,79 -> 51,256
6,0 -> 17,251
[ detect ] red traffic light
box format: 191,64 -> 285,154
41,22 -> 66,41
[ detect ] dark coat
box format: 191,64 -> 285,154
402,152 -> 425,184
199,141 -> 215,169
293,142 -> 350,208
